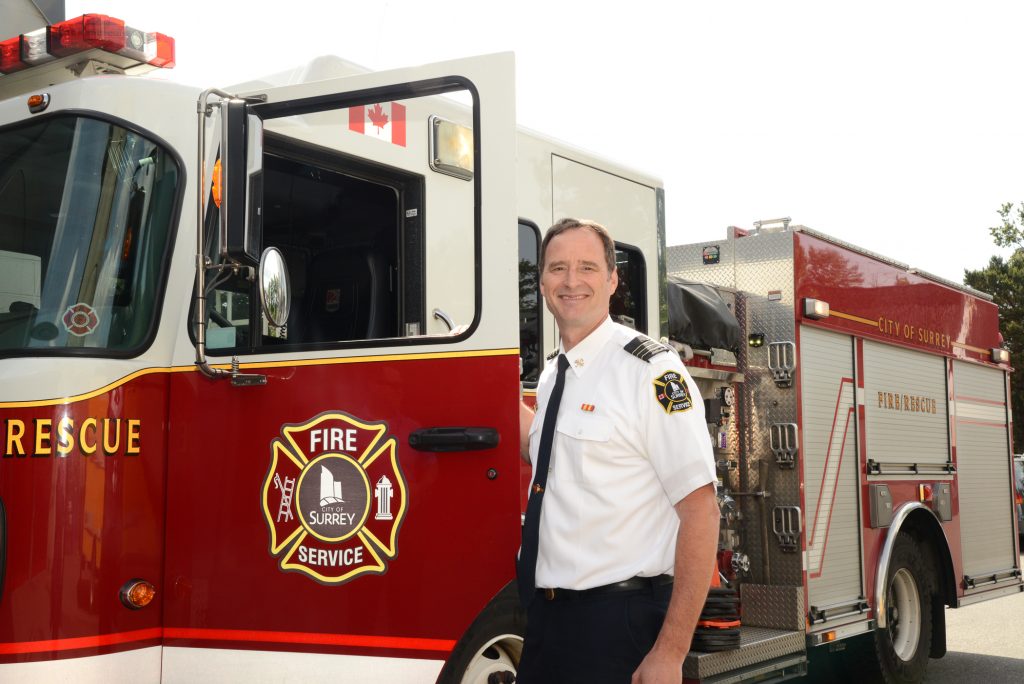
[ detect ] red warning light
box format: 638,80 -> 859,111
48,14 -> 126,58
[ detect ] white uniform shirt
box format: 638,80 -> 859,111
528,317 -> 716,590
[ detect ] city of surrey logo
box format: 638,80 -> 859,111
262,411 -> 407,584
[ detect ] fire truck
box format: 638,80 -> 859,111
0,12 -> 664,684
0,12 -> 1020,684
664,219 -> 1021,682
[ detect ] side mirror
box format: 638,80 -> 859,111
259,247 -> 290,328
219,99 -> 264,266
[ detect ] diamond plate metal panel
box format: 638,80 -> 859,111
740,584 -> 805,631
666,239 -> 736,288
733,231 -> 802,588
683,626 -> 805,679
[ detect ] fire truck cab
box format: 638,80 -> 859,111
0,13 -> 663,684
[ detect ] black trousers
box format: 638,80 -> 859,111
517,582 -> 671,684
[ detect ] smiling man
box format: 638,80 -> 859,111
516,218 -> 719,684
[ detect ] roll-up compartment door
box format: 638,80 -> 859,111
800,325 -> 863,615
954,360 -> 1015,579
863,340 -> 949,468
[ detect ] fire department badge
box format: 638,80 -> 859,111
654,370 -> 693,414
262,411 -> 407,584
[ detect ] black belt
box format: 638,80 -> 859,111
539,574 -> 673,601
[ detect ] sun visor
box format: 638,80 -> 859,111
667,277 -> 740,352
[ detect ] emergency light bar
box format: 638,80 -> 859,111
0,14 -> 174,75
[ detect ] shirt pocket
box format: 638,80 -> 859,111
555,413 -> 612,483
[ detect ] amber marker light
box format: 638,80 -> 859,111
822,630 -> 837,643
120,579 -> 156,610
27,93 -> 50,113
211,158 -> 223,208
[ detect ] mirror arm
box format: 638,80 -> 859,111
194,88 -> 265,385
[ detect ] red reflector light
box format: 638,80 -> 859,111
1016,491 -> 1023,505
148,33 -> 175,68
717,549 -> 736,582
48,14 -> 126,58
918,484 -> 933,503
0,36 -> 26,74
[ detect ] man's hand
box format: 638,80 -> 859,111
632,483 -> 719,683
631,645 -> 684,684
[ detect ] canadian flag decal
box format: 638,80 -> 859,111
348,102 -> 406,147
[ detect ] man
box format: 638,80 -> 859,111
517,218 -> 719,684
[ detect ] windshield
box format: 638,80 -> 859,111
0,116 -> 178,355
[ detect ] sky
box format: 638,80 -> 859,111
62,0 -> 1024,284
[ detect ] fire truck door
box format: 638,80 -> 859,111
164,54 -> 519,682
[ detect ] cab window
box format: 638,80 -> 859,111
518,220 -> 542,385
611,242 -> 646,333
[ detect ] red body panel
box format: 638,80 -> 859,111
794,232 -> 1002,362
0,351 -> 521,663
162,353 -> 521,659
0,375 -> 169,662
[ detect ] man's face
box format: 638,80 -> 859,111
540,228 -> 618,343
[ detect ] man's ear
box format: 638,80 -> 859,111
610,266 -> 619,290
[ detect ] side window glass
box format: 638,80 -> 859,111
518,221 -> 541,385
258,153 -> 419,347
611,243 -> 646,334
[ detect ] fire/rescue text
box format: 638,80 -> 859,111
2,417 -> 141,457
877,392 -> 937,414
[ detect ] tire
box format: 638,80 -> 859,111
436,586 -> 525,684
868,534 -> 934,684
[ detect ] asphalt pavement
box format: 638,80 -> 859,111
924,561 -> 1024,683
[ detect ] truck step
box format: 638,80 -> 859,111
684,626 -> 806,683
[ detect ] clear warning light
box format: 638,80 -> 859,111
802,298 -> 830,320
429,115 -> 474,180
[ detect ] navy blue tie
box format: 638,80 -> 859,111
518,354 -> 570,609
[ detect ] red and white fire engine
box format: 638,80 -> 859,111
0,11 -> 664,684
0,11 -> 1019,684
665,218 -> 1021,682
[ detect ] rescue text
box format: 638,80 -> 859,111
2,417 -> 141,458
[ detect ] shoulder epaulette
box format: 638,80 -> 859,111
545,349 -> 559,361
624,335 -> 671,362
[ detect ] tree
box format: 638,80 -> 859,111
963,203 -> 1024,449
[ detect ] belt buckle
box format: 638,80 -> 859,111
544,588 -> 556,601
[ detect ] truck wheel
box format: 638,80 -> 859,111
871,536 -> 934,683
436,587 -> 524,684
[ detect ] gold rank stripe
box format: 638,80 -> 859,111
951,341 -> 990,354
828,309 -> 879,327
0,347 -> 520,409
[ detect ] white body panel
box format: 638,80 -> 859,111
161,647 -> 443,683
0,647 -> 161,683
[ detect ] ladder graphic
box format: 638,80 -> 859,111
274,473 -> 296,522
